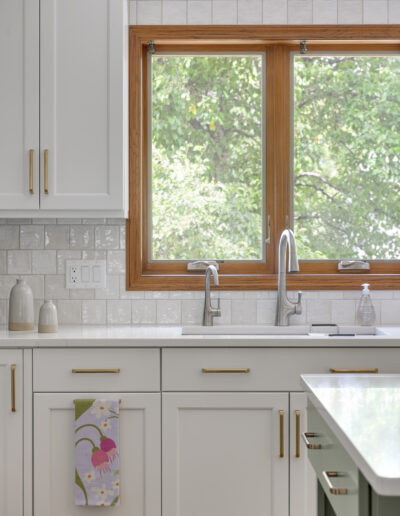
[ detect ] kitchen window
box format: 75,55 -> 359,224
127,27 -> 400,290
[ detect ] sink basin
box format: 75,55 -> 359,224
181,325 -> 310,335
181,325 -> 382,336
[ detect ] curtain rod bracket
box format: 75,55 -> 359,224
149,40 -> 155,55
300,41 -> 307,54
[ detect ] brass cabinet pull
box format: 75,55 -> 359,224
279,410 -> 284,458
11,364 -> 16,413
295,410 -> 300,458
44,149 -> 49,194
72,368 -> 121,374
29,149 -> 34,194
302,431 -> 321,450
201,368 -> 250,374
322,471 -> 348,495
330,368 -> 378,374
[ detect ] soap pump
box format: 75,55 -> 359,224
356,283 -> 376,326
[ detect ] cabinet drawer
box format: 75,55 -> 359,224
307,402 -> 359,516
33,349 -> 160,392
162,348 -> 400,391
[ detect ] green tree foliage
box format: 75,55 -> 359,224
294,56 -> 400,260
151,56 -> 263,260
151,54 -> 400,262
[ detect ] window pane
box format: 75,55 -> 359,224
293,55 -> 400,260
151,55 -> 264,261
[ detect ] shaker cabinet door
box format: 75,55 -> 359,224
34,393 -> 161,516
0,0 -> 39,209
163,392 -> 289,516
39,0 -> 127,213
0,351 -> 23,516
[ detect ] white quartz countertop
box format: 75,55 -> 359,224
0,325 -> 400,347
301,373 -> 400,496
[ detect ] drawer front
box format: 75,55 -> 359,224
33,349 -> 160,392
162,347 -> 400,391
307,402 -> 359,516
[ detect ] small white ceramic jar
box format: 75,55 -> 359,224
38,300 -> 58,333
8,279 -> 34,331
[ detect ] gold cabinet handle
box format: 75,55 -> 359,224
322,471 -> 348,495
44,149 -> 49,194
72,368 -> 121,374
295,410 -> 300,458
201,368 -> 250,374
302,431 -> 321,450
330,368 -> 378,374
279,410 -> 284,458
11,364 -> 16,413
29,149 -> 34,194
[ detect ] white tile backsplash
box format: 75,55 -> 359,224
0,217 -> 396,325
163,0 -> 187,24
238,0 -> 263,23
313,0 -> 338,23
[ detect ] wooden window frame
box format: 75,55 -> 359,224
127,25 -> 400,290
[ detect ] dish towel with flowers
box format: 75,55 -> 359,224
74,399 -> 120,506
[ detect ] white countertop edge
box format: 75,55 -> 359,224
0,325 -> 400,347
301,374 -> 400,497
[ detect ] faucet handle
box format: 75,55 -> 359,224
295,291 -> 302,314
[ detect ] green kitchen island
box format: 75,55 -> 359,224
301,374 -> 400,516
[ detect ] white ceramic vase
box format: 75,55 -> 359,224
8,279 -> 34,331
38,300 -> 58,333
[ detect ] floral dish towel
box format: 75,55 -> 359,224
74,399 -> 120,507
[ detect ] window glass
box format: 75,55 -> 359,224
293,55 -> 400,260
150,54 -> 265,261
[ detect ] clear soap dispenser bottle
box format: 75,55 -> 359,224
356,283 -> 376,326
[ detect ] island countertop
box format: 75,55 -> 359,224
301,373 -> 400,496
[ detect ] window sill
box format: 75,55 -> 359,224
126,272 -> 400,291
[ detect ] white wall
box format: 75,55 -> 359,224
0,1 -> 399,325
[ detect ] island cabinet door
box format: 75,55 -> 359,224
162,392 -> 289,516
34,393 -> 161,516
290,393 -> 318,516
0,351 -> 23,516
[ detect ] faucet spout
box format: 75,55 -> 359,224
203,265 -> 221,326
275,229 -> 302,326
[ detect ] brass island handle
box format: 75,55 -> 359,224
29,149 -> 34,194
302,432 -> 321,449
72,369 -> 121,374
330,368 -> 378,374
279,410 -> 284,458
322,471 -> 348,495
44,149 -> 49,194
11,364 -> 16,412
201,368 -> 250,374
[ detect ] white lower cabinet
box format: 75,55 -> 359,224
290,392 -> 318,516
0,350 -> 23,516
162,392 -> 289,516
34,393 -> 161,516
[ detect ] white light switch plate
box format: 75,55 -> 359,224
65,260 -> 106,289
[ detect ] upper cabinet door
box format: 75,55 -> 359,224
0,0 -> 39,209
40,0 -> 128,213
0,351 -> 23,516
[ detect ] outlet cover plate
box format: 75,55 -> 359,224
65,260 -> 106,289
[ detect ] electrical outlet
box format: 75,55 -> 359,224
65,260 -> 106,289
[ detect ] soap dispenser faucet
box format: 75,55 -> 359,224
275,229 -> 302,326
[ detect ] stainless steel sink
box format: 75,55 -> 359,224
181,325 -> 381,336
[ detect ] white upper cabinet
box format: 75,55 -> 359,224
0,0 -> 39,210
0,0 -> 128,217
40,0 -> 128,214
